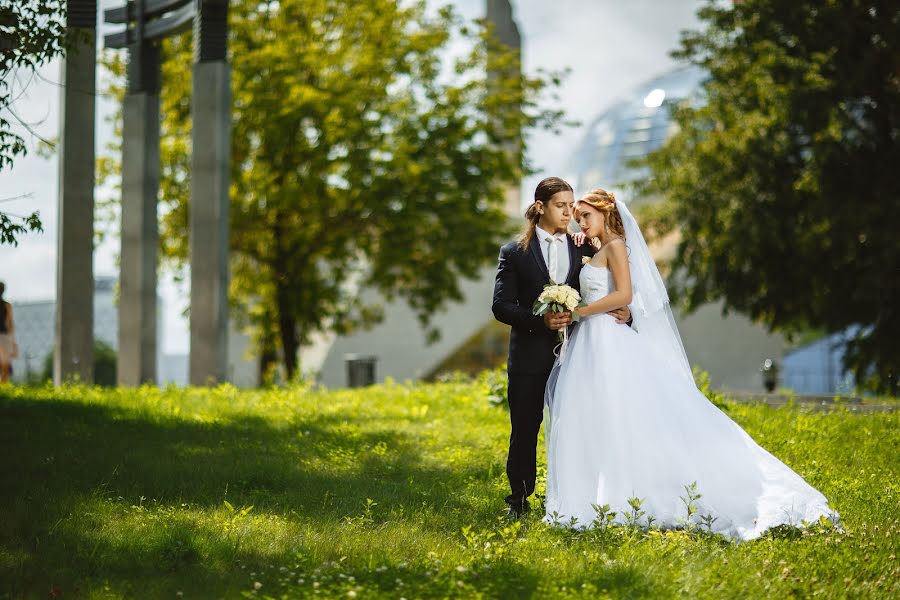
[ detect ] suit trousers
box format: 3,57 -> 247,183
505,371 -> 551,508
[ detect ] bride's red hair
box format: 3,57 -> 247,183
576,188 -> 625,239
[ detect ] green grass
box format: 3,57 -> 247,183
1,378 -> 897,599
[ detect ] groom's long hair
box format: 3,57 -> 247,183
517,177 -> 574,250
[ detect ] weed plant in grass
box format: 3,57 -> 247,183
0,379 -> 897,598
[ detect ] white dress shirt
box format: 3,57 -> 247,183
535,226 -> 570,284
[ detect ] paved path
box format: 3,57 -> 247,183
727,392 -> 897,413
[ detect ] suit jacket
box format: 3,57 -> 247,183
492,233 -> 593,375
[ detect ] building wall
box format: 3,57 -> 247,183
309,260 -> 785,392
782,330 -> 856,395
311,265 -> 498,388
11,276 -> 122,381
9,276 -> 168,383
676,302 -> 785,392
10,299 -> 58,380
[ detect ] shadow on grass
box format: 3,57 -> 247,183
1,392 -> 667,599
0,393 -> 493,597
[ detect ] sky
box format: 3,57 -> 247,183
0,0 -> 702,353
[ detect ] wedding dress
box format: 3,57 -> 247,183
543,205 -> 838,541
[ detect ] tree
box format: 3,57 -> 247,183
642,0 -> 899,393
0,0 -> 68,244
101,0 -> 565,379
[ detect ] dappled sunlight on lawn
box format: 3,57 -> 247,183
1,380 -> 897,598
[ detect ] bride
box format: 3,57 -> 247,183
543,188 -> 838,540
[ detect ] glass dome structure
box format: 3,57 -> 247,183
573,66 -> 706,205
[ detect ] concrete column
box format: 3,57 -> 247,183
55,1 -> 97,385
486,0 -> 523,218
486,1 -> 520,46
189,60 -> 230,385
118,91 -> 160,385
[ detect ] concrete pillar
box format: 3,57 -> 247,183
486,0 -> 523,218
55,0 -> 97,385
486,1 -> 521,55
189,60 -> 230,385
118,91 -> 160,385
118,36 -> 161,386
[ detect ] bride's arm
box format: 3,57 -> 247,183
575,239 -> 632,317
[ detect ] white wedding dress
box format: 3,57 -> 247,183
544,263 -> 838,540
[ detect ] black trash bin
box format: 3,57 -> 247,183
345,354 -> 377,388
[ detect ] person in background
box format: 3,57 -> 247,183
0,281 -> 18,383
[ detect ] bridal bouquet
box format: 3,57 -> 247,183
533,283 -> 582,342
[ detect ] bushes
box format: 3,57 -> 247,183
39,339 -> 118,386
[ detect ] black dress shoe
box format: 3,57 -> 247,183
505,500 -> 531,519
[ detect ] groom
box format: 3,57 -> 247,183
491,177 -> 630,518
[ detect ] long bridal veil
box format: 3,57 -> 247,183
615,200 -> 693,384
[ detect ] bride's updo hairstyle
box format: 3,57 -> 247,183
577,188 -> 626,239
518,176 -> 574,250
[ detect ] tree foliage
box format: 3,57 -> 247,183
0,0 -> 70,243
642,0 -> 900,393
101,0 -> 565,378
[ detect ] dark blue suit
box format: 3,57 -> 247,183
492,233 -> 592,507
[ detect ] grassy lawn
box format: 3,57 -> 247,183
1,378 -> 897,598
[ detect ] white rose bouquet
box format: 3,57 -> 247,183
533,283 -> 582,342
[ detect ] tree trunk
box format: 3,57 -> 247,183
272,219 -> 299,380
257,324 -> 279,384
276,285 -> 299,380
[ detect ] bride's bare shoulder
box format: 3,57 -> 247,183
605,237 -> 627,255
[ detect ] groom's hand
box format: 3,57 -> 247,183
544,311 -> 572,331
608,306 -> 631,325
572,232 -> 602,250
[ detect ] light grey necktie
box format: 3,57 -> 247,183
547,235 -> 563,283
